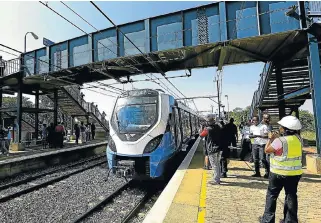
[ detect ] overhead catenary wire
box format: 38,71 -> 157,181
90,1 -> 198,111
57,1 -> 183,100
43,1 -> 180,99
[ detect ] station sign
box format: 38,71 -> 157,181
43,38 -> 55,47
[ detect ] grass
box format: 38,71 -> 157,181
301,131 -> 316,141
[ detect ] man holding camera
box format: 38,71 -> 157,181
250,114 -> 272,178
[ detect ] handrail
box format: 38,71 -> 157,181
63,85 -> 109,130
248,62 -> 273,119
0,58 -> 21,77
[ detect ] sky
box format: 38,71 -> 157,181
0,1 -> 313,119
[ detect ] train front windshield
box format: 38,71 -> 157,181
111,96 -> 158,134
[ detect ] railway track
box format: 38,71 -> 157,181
0,154 -> 105,191
0,156 -> 106,203
73,180 -> 159,223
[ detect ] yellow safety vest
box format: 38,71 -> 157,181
270,135 -> 303,176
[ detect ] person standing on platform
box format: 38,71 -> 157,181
226,118 -> 238,158
55,122 -> 65,148
260,114 -> 272,177
74,123 -> 80,145
250,114 -> 271,178
41,124 -> 48,149
199,114 -> 223,185
91,123 -> 96,140
220,119 -> 230,178
80,122 -> 86,144
86,124 -> 90,142
0,125 -> 8,156
240,120 -> 252,161
260,116 -> 303,223
47,123 -> 55,148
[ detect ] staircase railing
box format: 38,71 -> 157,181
248,61 -> 273,119
63,85 -> 109,131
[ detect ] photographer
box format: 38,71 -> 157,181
200,114 -> 223,185
260,116 -> 303,223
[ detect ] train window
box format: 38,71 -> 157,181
169,113 -> 176,145
175,108 -> 182,148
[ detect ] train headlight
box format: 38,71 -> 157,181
143,135 -> 163,153
108,137 -> 117,152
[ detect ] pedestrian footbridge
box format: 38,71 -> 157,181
1,1 -> 321,150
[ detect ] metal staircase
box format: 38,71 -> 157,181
249,59 -> 311,128
46,85 -> 109,132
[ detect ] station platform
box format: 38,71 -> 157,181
0,140 -> 107,179
0,139 -> 106,162
144,138 -> 321,223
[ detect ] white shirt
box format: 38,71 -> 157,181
250,123 -> 272,145
250,125 -> 261,144
242,126 -> 251,139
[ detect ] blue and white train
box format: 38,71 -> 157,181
106,89 -> 201,179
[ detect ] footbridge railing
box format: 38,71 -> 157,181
0,58 -> 21,77
248,61 -> 273,119
64,85 -> 109,131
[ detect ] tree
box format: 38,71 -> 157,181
297,109 -> 315,132
228,106 -> 250,127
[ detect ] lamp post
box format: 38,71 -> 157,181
225,95 -> 229,119
24,32 -> 39,53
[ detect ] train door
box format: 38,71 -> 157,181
175,107 -> 182,150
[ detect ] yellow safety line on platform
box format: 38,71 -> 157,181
197,170 -> 207,223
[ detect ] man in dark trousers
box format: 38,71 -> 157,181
220,119 -> 230,178
226,118 -> 238,158
200,114 -> 223,185
91,123 -> 96,140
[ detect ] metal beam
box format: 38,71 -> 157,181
17,78 -> 22,143
176,95 -> 218,100
307,32 -> 321,155
228,45 -> 267,62
217,47 -> 227,71
35,91 -> 39,139
54,89 -> 58,127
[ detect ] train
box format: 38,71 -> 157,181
106,88 -> 202,179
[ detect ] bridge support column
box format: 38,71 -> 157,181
307,33 -> 321,155
86,115 -> 89,125
54,89 -> 58,127
17,80 -> 22,143
294,107 -> 299,119
35,91 -> 39,140
0,89 -> 2,124
71,116 -> 74,135
275,66 -> 286,119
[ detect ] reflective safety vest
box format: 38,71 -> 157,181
270,135 -> 303,176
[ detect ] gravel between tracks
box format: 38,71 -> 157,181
0,159 -> 106,197
83,187 -> 146,223
0,165 -> 126,223
128,191 -> 161,223
0,155 -> 104,187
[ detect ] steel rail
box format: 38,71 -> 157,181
72,180 -> 133,223
0,155 -> 105,191
121,191 -> 154,223
0,160 -> 106,203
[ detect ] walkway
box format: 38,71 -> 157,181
206,160 -> 321,223
148,139 -> 321,223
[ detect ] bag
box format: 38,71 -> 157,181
207,141 -> 220,154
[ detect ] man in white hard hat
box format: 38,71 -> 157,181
260,115 -> 303,223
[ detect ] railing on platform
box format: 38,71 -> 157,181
0,58 -> 21,77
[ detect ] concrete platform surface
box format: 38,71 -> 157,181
144,140 -> 321,223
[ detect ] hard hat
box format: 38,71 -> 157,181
277,116 -> 302,130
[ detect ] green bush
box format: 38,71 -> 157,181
301,131 -> 316,141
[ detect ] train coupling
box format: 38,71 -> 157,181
115,160 -> 135,178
